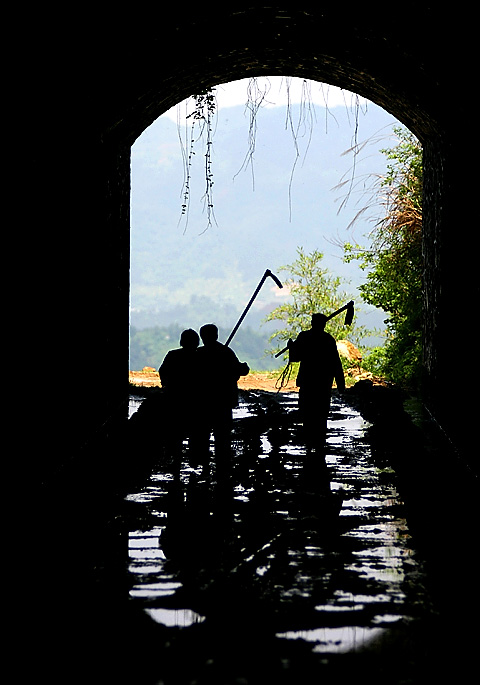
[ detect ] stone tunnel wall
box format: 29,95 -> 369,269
422,138 -> 477,463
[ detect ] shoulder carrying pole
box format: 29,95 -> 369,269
225,269 -> 283,347
274,300 -> 354,357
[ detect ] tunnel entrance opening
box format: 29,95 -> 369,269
129,76 -> 404,379
118,24 -> 470,466
121,53 -> 477,680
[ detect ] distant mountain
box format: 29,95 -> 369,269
130,100 -> 397,338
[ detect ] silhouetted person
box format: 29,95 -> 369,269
196,323 -> 249,458
159,328 -> 200,455
287,313 -> 345,451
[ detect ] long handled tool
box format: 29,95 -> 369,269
274,300 -> 354,357
225,269 -> 283,347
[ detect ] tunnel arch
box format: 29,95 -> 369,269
123,66 -> 431,148
21,5 -> 473,484
112,20 -> 441,150
106,8 -> 462,457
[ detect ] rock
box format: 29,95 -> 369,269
336,340 -> 362,363
346,379 -> 406,424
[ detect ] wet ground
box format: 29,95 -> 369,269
119,389 -> 442,684
29,385 -> 478,685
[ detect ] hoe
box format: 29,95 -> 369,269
274,300 -> 354,358
225,269 -> 283,347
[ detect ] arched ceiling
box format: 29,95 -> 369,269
95,6 -> 460,147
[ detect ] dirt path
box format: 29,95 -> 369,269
128,368 -> 381,393
128,369 -> 297,392
238,372 -> 297,392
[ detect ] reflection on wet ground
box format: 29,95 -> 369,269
123,390 -> 436,683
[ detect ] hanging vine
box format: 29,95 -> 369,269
179,87 -> 217,233
233,76 -> 273,190
178,77 -> 364,232
283,77 -> 316,221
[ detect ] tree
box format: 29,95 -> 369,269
344,126 -> 423,388
264,247 -> 367,357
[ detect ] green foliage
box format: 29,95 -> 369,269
344,126 -> 423,389
264,247 -> 370,357
130,324 -> 184,371
361,345 -> 387,376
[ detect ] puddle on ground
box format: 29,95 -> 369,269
124,392 -> 433,664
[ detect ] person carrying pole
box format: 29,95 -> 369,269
287,313 -> 345,452
191,268 -> 281,464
